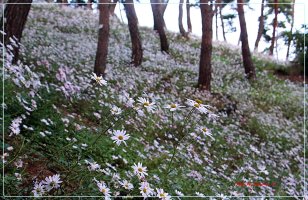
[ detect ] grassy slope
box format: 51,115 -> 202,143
2,4 -> 305,197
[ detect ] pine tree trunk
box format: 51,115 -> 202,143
237,0 -> 256,80
151,0 -> 169,52
178,0 -> 187,37
286,0 -> 295,60
269,0 -> 278,56
186,0 -> 192,32
198,0 -> 213,91
1,0 -> 32,64
124,0 -> 143,66
218,0 -> 226,41
254,0 -> 265,52
215,2 -> 218,40
94,0 -> 110,77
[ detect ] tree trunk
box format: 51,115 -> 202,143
1,0 -> 32,64
109,0 -> 118,15
286,0 -> 295,60
215,2 -> 218,40
87,0 -> 92,9
150,0 -> 169,52
123,0 -> 143,66
94,0 -> 110,77
218,0 -> 226,41
178,0 -> 187,37
198,0 -> 213,91
186,0 -> 192,32
269,0 -> 278,56
237,0 -> 256,80
151,0 -> 167,30
254,0 -> 265,52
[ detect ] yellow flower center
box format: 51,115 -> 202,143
138,168 -> 143,172
101,188 -> 106,193
143,102 -> 149,107
118,135 -> 124,140
160,193 -> 166,197
194,103 -> 200,108
170,104 -> 177,108
196,99 -> 202,104
202,128 -> 207,132
143,188 -> 147,193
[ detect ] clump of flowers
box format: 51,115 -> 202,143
32,174 -> 62,197
91,72 -> 107,86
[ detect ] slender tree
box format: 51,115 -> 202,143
1,0 -> 32,64
178,0 -> 188,37
218,0 -> 227,41
123,0 -> 143,66
94,0 -> 110,76
286,0 -> 295,60
109,0 -> 118,15
198,0 -> 213,91
254,0 -> 265,52
150,0 -> 169,52
151,0 -> 168,30
215,2 -> 219,40
269,0 -> 278,56
186,0 -> 192,32
237,0 -> 256,79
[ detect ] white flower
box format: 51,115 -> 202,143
97,182 -> 111,199
91,72 -> 107,86
196,191 -> 205,197
111,130 -> 130,146
175,189 -> 184,196
7,146 -> 14,151
110,106 -> 122,115
198,126 -> 214,139
186,99 -> 210,114
42,174 -> 62,191
9,117 -> 23,136
32,182 -> 45,197
86,160 -> 101,171
137,97 -> 156,112
156,188 -> 171,200
216,193 -> 228,200
132,162 -> 148,178
164,103 -> 185,112
119,179 -> 134,190
139,182 -> 154,197
15,173 -> 22,181
14,159 -> 23,168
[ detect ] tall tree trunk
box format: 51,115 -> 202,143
269,0 -> 278,56
94,0 -> 110,77
151,0 -> 167,30
178,0 -> 187,37
1,0 -> 32,64
87,0 -> 92,9
186,0 -> 192,32
286,0 -> 295,60
254,0 -> 265,52
237,0 -> 256,80
123,0 -> 143,66
215,2 -> 218,40
198,0 -> 213,91
218,0 -> 226,41
109,0 -> 118,15
150,0 -> 169,52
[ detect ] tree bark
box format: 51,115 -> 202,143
186,0 -> 192,32
254,0 -> 265,52
178,0 -> 187,37
151,0 -> 167,30
94,0 -> 110,77
286,0 -> 295,60
218,0 -> 226,41
87,0 -> 92,9
150,0 -> 169,52
1,0 -> 32,64
237,0 -> 256,80
198,0 -> 213,91
109,0 -> 118,15
123,0 -> 143,66
269,0 -> 278,56
215,2 -> 218,40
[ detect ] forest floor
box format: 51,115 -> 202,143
2,4 -> 306,198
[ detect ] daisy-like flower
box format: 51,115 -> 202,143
175,190 -> 184,196
111,130 -> 130,146
85,160 -> 101,171
42,174 -> 62,191
132,162 -> 148,178
198,126 -> 214,140
156,188 -> 171,200
32,182 -> 45,197
196,191 -> 205,197
139,182 -> 154,197
91,72 -> 107,86
110,106 -> 122,115
186,99 -> 210,114
97,182 -> 111,200
137,97 -> 156,112
119,179 -> 134,190
164,103 -> 185,112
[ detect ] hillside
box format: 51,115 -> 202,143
2,4 -> 305,198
